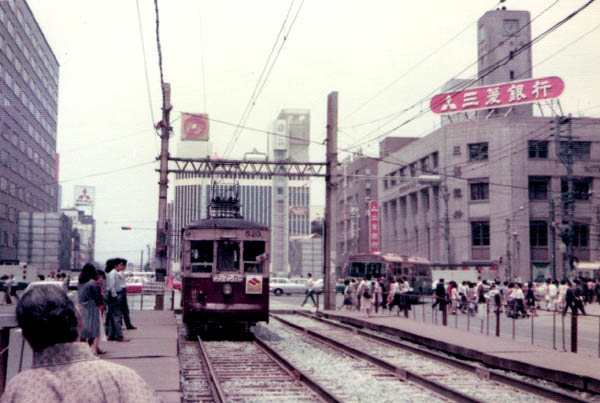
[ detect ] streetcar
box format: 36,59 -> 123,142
181,181 -> 270,336
345,252 -> 433,295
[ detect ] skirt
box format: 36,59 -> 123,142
79,300 -> 100,339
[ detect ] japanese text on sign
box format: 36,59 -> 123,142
369,200 -> 380,253
430,76 -> 564,115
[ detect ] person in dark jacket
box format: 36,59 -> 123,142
432,278 -> 447,310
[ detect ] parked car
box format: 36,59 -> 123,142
269,277 -> 307,296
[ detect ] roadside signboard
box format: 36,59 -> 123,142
430,76 -> 564,115
369,200 -> 380,253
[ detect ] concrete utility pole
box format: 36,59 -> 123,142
549,199 -> 557,281
155,82 -> 172,309
505,218 -> 512,281
324,91 -> 338,310
555,115 -> 574,280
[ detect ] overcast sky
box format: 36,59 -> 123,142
25,0 -> 600,266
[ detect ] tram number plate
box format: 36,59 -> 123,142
213,274 -> 243,282
245,230 -> 262,237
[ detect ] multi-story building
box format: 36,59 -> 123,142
0,0 -> 59,262
271,109 -> 311,274
378,8 -> 600,282
62,208 -> 95,270
334,138 -> 416,276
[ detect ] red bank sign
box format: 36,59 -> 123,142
369,200 -> 380,253
430,76 -> 564,115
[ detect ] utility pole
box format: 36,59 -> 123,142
155,82 -> 172,310
442,184 -> 451,265
505,218 -> 512,281
555,115 -> 574,280
549,199 -> 556,281
324,91 -> 338,310
140,249 -> 144,271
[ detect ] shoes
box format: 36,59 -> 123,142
97,349 -> 107,355
108,337 -> 131,342
126,326 -> 137,330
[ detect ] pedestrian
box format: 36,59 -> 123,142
557,280 -> 569,311
450,281 -> 459,315
525,281 -> 538,316
574,280 -> 586,315
350,278 -> 358,310
359,274 -> 375,318
339,280 -> 353,310
78,263 -> 104,356
300,273 -> 317,308
0,284 -> 160,402
595,279 -> 600,304
116,258 -> 136,330
387,277 -> 402,314
431,278 -> 446,310
2,274 -> 14,305
373,278 -> 382,314
104,259 -> 129,342
563,281 -> 577,316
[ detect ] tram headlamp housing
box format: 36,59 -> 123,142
222,283 -> 233,296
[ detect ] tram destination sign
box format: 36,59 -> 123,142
430,76 -> 564,115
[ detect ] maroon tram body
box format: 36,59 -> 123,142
181,217 -> 270,334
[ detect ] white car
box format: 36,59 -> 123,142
269,277 -> 307,296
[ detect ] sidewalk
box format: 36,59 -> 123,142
102,310 -> 180,403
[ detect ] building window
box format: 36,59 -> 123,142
470,182 -> 489,201
528,141 -> 548,159
572,223 -> 589,248
560,141 -> 591,160
421,189 -> 430,211
410,193 -> 418,215
471,221 -> 490,246
453,146 -> 461,156
431,152 -> 439,170
561,177 -> 592,201
409,163 -> 417,177
453,188 -> 462,199
468,143 -> 488,161
530,221 -> 548,246
528,176 -> 550,200
420,157 -> 429,173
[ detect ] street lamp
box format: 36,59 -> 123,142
505,205 -> 525,282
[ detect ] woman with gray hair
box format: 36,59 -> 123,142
0,284 -> 160,403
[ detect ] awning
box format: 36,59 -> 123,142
575,261 -> 600,270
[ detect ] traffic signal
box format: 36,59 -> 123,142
121,226 -> 132,230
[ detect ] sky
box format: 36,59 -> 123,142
25,0 -> 600,266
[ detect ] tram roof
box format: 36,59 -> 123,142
185,217 -> 269,231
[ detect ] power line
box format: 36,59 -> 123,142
342,0 -> 566,152
223,0 -> 304,158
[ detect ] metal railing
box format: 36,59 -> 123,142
347,294 -> 600,358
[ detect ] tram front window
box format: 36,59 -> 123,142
217,240 -> 240,272
190,241 -> 213,273
349,263 -> 365,277
243,241 -> 265,273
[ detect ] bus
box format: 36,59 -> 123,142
345,253 -> 433,295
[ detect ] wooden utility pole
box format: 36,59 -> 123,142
324,92 -> 338,310
155,82 -> 172,310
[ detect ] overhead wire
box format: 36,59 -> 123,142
342,0 -> 564,152
223,0 -> 302,158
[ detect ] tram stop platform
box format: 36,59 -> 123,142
102,310 -> 180,403
312,305 -> 600,394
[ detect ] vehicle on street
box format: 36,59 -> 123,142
269,277 -> 307,296
125,276 -> 145,294
24,281 -> 78,304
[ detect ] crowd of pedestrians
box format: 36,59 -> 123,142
334,274 -> 600,320
337,274 -> 413,318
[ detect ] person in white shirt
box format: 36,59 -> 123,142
300,273 -> 317,308
104,259 -> 129,342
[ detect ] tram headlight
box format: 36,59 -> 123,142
222,283 -> 233,296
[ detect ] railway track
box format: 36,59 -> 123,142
178,316 -> 341,402
269,312 -> 591,403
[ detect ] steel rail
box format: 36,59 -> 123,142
271,313 -> 482,403
196,336 -> 227,403
300,311 -> 587,403
252,337 -> 342,403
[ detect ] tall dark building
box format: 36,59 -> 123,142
0,0 -> 59,262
